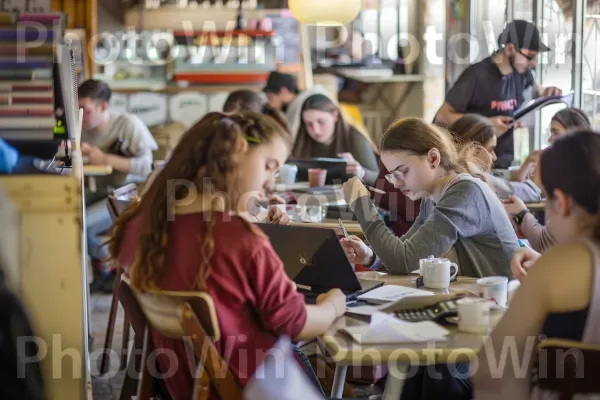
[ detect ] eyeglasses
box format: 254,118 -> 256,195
517,48 -> 537,61
384,170 -> 405,185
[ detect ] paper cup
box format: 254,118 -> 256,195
457,298 -> 490,334
308,168 -> 327,187
279,164 -> 298,185
477,276 -> 509,308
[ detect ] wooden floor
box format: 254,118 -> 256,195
90,293 -> 128,400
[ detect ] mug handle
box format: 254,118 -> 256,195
449,263 -> 458,280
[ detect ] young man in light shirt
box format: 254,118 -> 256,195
79,79 -> 157,292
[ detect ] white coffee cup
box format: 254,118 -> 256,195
419,255 -> 435,275
457,298 -> 490,334
279,164 -> 298,185
422,258 -> 458,289
477,276 -> 509,308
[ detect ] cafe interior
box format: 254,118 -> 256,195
3,0 -> 600,399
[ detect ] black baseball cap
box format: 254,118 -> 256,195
498,20 -> 550,52
263,71 -> 299,94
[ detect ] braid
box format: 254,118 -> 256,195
195,216 -> 216,290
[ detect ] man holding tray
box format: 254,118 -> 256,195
434,20 -> 562,168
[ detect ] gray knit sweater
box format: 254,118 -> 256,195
351,174 -> 519,278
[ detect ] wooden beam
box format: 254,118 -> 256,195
87,0 -> 97,80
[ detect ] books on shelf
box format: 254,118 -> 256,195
0,12 -> 79,143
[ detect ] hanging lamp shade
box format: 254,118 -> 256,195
289,0 -> 362,25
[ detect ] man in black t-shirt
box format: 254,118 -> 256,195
435,20 -> 562,168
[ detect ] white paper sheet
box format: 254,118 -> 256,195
357,285 -> 433,304
244,336 -> 325,400
343,312 -> 449,345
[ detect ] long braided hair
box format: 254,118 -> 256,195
108,111 -> 292,291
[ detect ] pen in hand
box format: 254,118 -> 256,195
338,218 -> 349,239
365,185 -> 386,194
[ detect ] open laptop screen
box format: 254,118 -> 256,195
257,224 -> 362,293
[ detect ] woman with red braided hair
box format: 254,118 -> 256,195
109,112 -> 345,399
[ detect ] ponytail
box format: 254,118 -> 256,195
381,117 -> 491,177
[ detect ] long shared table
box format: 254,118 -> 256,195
319,272 -> 505,399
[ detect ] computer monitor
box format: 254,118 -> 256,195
285,157 -> 349,185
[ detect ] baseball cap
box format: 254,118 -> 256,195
263,72 -> 299,94
498,20 -> 550,52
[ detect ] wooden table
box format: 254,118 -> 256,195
276,181 -> 347,207
83,165 -> 113,176
525,201 -> 545,212
83,165 -> 113,193
289,218 -> 362,235
319,273 -> 504,399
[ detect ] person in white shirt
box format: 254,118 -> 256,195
79,79 -> 157,292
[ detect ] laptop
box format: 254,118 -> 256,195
285,158 -> 348,185
256,224 -> 383,302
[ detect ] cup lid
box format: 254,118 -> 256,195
457,297 -> 489,305
476,276 -> 509,286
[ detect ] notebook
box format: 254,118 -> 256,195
343,312 -> 449,345
356,285 -> 433,304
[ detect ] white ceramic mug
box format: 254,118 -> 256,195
419,255 -> 435,275
457,298 -> 490,334
279,164 -> 298,185
422,258 -> 458,289
477,276 -> 509,308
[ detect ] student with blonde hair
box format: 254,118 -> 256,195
451,113 -> 543,202
341,117 -> 519,279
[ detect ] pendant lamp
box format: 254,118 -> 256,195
289,0 -> 362,25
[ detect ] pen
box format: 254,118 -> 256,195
365,185 -> 386,194
338,218 -> 349,239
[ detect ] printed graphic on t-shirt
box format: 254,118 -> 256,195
491,99 -> 518,112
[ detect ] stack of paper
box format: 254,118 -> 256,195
357,285 -> 433,304
343,312 -> 449,345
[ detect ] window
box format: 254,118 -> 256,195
361,0 -> 409,60
581,0 -> 600,128
537,0 -> 575,148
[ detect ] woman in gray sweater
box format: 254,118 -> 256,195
341,117 -> 519,278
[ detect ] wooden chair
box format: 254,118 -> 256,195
107,183 -> 139,221
98,183 -> 138,375
533,339 -> 600,400
118,277 -> 243,400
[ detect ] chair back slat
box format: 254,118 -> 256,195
181,302 -> 243,400
113,183 -> 139,199
122,277 -> 242,399
118,279 -> 173,400
534,339 -> 600,399
118,279 -> 148,337
107,183 -> 139,222
129,284 -> 221,341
